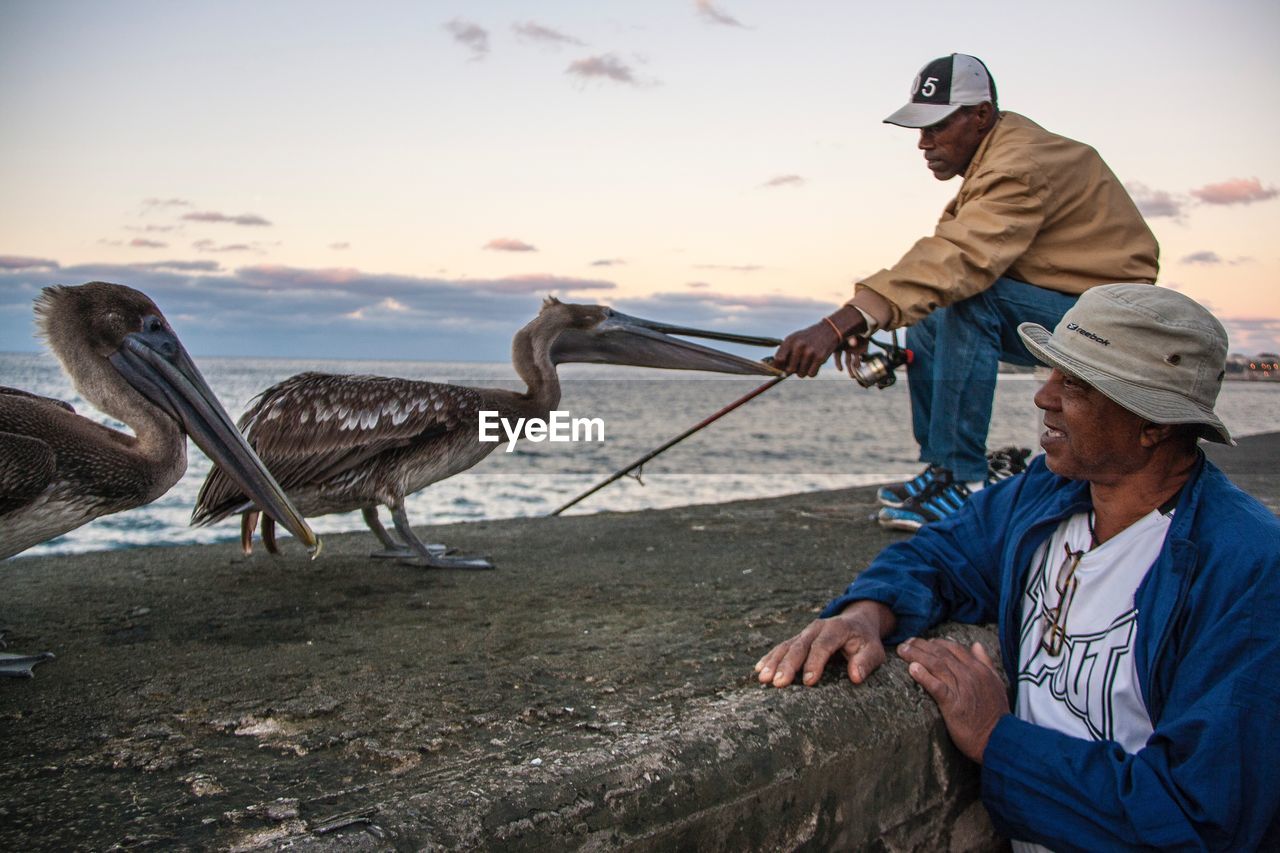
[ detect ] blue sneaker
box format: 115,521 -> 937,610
877,480 -> 973,532
876,464 -> 949,508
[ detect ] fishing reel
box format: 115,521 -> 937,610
849,330 -> 912,389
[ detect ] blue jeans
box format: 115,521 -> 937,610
905,277 -> 1077,482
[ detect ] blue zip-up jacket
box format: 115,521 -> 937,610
821,452 -> 1280,851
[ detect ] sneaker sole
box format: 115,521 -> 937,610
876,511 -> 923,532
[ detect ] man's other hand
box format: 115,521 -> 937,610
754,600 -> 895,687
898,637 -> 1008,763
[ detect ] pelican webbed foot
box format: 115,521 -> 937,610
389,505 -> 494,570
361,506 -> 449,559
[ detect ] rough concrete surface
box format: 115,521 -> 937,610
1,433 -> 1275,851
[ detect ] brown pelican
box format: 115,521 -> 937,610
0,282 -> 319,675
193,297 -> 779,568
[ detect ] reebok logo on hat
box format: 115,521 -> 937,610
884,53 -> 996,129
1066,322 -> 1111,346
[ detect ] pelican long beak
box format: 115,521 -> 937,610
109,322 -> 321,557
550,310 -> 783,376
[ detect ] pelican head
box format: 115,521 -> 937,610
543,297 -> 781,376
35,282 -> 319,554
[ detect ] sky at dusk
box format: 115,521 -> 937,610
3,0 -> 1278,362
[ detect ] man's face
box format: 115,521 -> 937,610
917,106 -> 988,181
1033,367 -> 1149,484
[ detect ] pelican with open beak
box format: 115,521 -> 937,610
193,297 -> 779,568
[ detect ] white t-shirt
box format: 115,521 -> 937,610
1010,508 -> 1172,852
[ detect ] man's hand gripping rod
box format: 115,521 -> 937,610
548,328 -> 910,516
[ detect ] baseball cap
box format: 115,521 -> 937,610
1018,284 -> 1234,444
884,54 -> 996,129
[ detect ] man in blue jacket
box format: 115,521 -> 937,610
755,284 -> 1280,850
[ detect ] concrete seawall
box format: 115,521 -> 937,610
2,434 -> 1275,850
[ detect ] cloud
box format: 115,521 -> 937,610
182,210 -> 272,227
611,290 -> 830,343
346,297 -> 411,321
513,21 -> 585,47
193,239 -> 260,253
0,256 -> 849,358
139,260 -> 222,272
329,242 -> 350,250
126,224 -> 177,233
1125,182 -> 1185,219
695,0 -> 746,27
1220,316 -> 1280,356
484,237 -> 538,252
686,281 -> 711,289
445,19 -> 489,60
589,258 -> 625,267
1190,177 -> 1279,206
1179,250 -> 1253,266
141,197 -> 191,210
761,175 -> 804,189
0,258 -> 852,360
0,259 -> 623,360
0,255 -> 59,270
694,263 -> 764,273
467,274 -> 616,295
567,54 -> 640,86
129,238 -> 168,249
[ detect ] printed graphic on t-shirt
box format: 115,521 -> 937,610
1018,556 -> 1138,741
1015,509 -> 1167,754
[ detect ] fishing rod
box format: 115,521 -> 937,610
548,329 -> 911,516
548,372 -> 787,516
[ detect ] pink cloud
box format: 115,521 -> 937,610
762,174 -> 804,189
237,265 -> 365,288
484,237 -> 538,252
141,197 -> 191,210
567,54 -> 639,86
193,239 -> 258,253
696,0 -> 745,27
0,255 -> 59,270
445,19 -> 489,60
476,274 -> 614,294
694,263 -> 764,273
1190,178 -> 1279,206
513,21 -> 584,47
182,211 -> 272,226
1125,182 -> 1185,219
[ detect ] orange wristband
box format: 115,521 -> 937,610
822,316 -> 843,345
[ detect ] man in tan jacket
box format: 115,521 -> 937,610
773,53 -> 1158,531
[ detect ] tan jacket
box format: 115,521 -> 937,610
852,111 -> 1159,329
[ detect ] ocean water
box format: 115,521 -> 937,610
4,350 -> 1278,558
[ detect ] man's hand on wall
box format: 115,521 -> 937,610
898,637 -> 1008,763
754,600 -> 895,688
